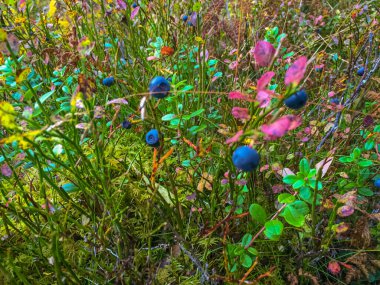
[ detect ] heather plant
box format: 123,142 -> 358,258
0,0 -> 379,284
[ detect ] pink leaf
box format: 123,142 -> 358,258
147,56 -> 158,61
130,6 -> 140,20
228,91 -> 254,102
190,12 -> 197,26
261,115 -> 302,140
106,98 -> 129,105
18,0 -> 26,12
117,0 -> 127,10
285,56 -> 308,86
257,71 -> 275,91
1,164 -> 12,177
231,107 -> 250,120
225,130 -> 244,145
228,61 -> 238,70
328,261 -> 341,275
256,90 -> 272,108
315,157 -> 333,177
328,91 -> 335,97
337,205 -> 354,217
253,41 -> 276,67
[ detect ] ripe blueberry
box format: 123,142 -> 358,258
146,129 -> 160,147
357,67 -> 365,76
284,90 -> 308,110
232,146 -> 260,172
330,98 -> 340,105
102,76 -> 115,87
149,76 -> 170,99
374,179 -> 380,188
122,120 -> 132,129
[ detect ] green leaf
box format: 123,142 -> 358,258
162,114 -> 176,121
283,51 -> 295,59
249,204 -> 267,225
358,187 -> 374,197
299,187 -> 311,202
299,158 -> 310,176
189,108 -> 205,118
264,220 -> 283,241
247,247 -> 258,256
62,85 -> 70,94
308,180 -> 323,190
339,156 -> 353,163
241,254 -> 253,268
281,200 -> 309,227
170,118 -> 181,126
308,169 -> 317,178
364,139 -> 375,150
292,179 -> 305,189
283,175 -> 297,184
62,183 -> 78,193
352,147 -> 361,159
278,193 -> 295,204
229,262 -> 238,273
358,160 -> 373,167
241,233 -> 252,247
208,59 -> 218,66
181,85 -> 193,92
34,90 -> 55,109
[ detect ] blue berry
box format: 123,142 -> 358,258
122,120 -> 132,129
315,67 -> 323,72
284,89 -> 308,110
182,15 -> 188,22
330,98 -> 340,105
146,129 -> 160,147
102,76 -> 115,87
357,67 -> 365,76
132,3 -> 138,8
375,179 -> 380,188
232,146 -> 260,172
149,76 -> 170,99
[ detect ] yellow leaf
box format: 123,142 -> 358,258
0,29 -> 7,42
0,101 -> 17,129
16,68 -> 30,83
47,0 -> 57,18
195,36 -> 204,43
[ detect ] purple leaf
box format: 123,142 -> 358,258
117,0 -> 127,10
130,6 -> 140,20
337,205 -> 354,217
106,98 -> 129,105
231,107 -> 250,120
1,164 -> 12,177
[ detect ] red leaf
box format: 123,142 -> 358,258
285,56 -> 308,86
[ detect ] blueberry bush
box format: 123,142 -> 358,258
0,0 -> 379,284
